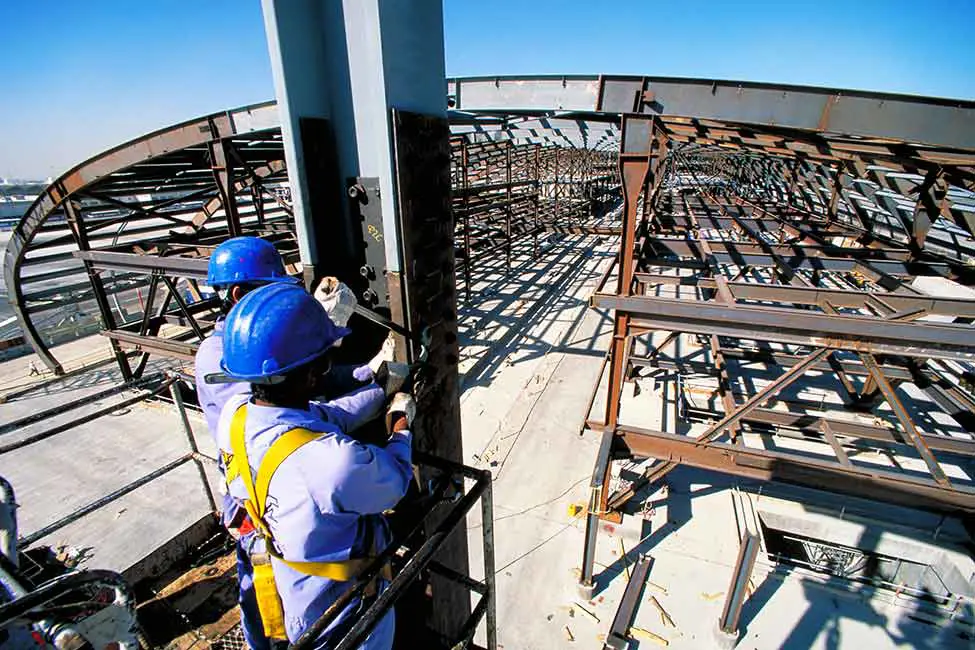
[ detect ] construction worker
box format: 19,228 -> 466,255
196,237 -> 300,436
195,236 -> 394,649
214,282 -> 413,648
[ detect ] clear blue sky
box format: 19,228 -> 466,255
2,0 -> 973,179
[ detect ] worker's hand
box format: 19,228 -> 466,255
314,276 -> 356,332
386,392 -> 416,435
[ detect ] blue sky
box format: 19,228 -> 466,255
2,0 -> 973,179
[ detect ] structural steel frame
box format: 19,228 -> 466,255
450,134 -> 620,300
579,106 -> 975,600
6,77 -> 975,621
3,102 -> 293,375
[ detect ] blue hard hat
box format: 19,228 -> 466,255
206,237 -> 298,288
221,283 -> 352,382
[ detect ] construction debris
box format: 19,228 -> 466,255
630,626 -> 669,646
647,580 -> 668,595
619,538 -> 630,580
604,556 -> 652,649
574,601 -> 600,623
648,596 -> 675,629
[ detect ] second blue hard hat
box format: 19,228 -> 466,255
221,283 -> 352,382
206,237 -> 299,289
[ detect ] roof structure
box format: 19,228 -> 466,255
4,73 -> 975,645
8,75 -> 974,376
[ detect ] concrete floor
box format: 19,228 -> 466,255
0,234 -> 972,648
0,337 -> 220,581
456,236 -> 973,649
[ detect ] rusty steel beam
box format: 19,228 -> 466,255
449,75 -> 975,149
101,330 -> 199,361
633,274 -> 975,317
684,406 -> 975,457
615,425 -> 975,514
605,115 -> 663,429
861,353 -> 951,487
630,346 -> 916,381
592,292 -> 975,361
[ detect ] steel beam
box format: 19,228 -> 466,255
861,353 -> 950,487
73,250 -> 210,277
615,425 -> 975,514
718,533 -> 760,637
592,293 -> 975,361
633,276 -> 975,318
449,75 -> 975,149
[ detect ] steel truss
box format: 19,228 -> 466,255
450,131 -> 621,301
3,102 -> 294,375
579,112 -> 975,596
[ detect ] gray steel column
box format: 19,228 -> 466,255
260,0 -> 466,640
260,0 -> 446,276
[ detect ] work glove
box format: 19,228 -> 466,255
314,277 -> 356,343
386,392 -> 416,435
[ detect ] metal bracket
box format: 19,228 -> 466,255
348,176 -> 388,309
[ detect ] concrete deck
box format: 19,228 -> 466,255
0,338 -> 220,582
0,233 -> 972,648
457,236 -> 973,649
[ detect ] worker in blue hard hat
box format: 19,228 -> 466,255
196,237 -> 300,437
195,236 -> 396,650
213,282 -> 413,648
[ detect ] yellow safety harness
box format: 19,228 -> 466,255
227,404 -> 386,639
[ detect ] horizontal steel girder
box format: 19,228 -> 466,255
635,274 -> 975,317
73,250 -> 210,278
592,292 -> 974,361
615,425 -> 975,514
101,330 -> 199,361
447,75 -> 975,150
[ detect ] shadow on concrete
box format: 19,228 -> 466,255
458,234 -> 617,393
739,500 -> 975,649
593,466 -> 737,596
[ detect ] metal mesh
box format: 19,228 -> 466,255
210,625 -> 246,650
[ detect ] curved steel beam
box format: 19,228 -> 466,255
448,75 -> 975,150
3,102 -> 279,372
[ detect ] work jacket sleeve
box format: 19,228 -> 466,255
329,432 -> 413,515
310,383 -> 385,434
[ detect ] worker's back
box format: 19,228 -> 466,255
216,390 -> 411,647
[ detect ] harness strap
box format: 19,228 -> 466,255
227,404 -> 388,582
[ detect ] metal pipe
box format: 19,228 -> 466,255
0,373 -> 165,437
0,478 -> 16,568
297,470 -> 491,650
480,472 -> 498,650
20,455 -> 193,546
168,378 -> 218,513
0,377 -> 177,455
